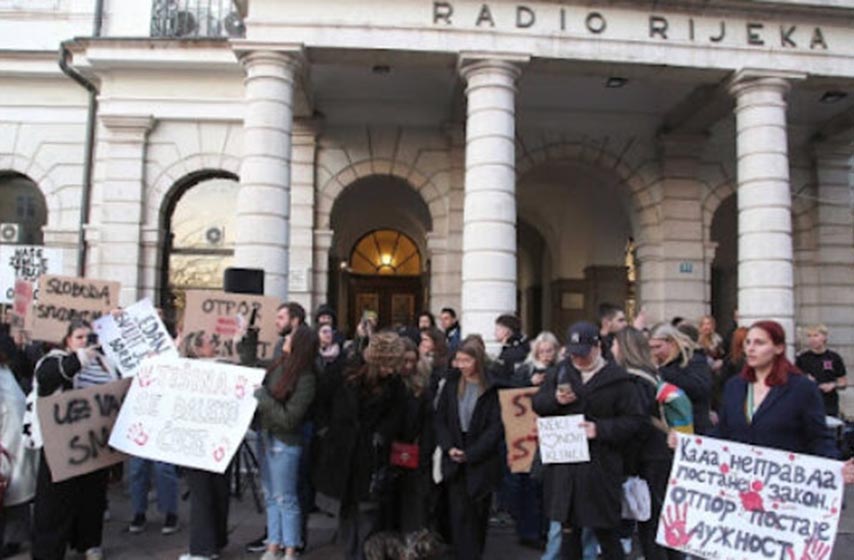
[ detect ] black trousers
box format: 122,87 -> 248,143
639,460 -> 684,560
446,469 -> 491,560
563,526 -> 624,560
186,467 -> 231,556
32,453 -> 108,560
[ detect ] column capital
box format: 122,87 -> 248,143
458,52 -> 528,82
232,42 -> 305,73
100,114 -> 154,140
728,69 -> 806,98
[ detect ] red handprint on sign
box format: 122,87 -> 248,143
137,368 -> 156,388
235,375 -> 247,400
800,537 -> 831,560
127,423 -> 149,446
662,503 -> 694,548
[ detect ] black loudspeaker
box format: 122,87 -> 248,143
223,267 -> 265,295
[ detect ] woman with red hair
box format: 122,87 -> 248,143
715,321 -> 854,482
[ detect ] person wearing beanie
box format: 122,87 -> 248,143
494,314 -> 529,382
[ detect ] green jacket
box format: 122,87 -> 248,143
254,366 -> 316,446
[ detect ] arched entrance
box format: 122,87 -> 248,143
159,171 -> 240,323
710,193 -> 737,330
517,161 -> 635,336
329,175 -> 432,332
0,172 -> 47,245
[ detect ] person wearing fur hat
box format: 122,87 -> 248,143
312,331 -> 406,560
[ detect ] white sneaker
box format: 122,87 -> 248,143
178,555 -> 211,560
85,547 -> 104,560
260,551 -> 282,560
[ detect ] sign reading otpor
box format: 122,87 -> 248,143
109,356 -> 265,473
657,434 -> 844,560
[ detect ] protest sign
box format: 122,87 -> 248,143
30,275 -> 120,343
499,387 -> 540,473
182,290 -> 280,363
0,244 -> 64,303
537,415 -> 590,464
109,356 -> 265,473
657,434 -> 844,560
93,299 -> 178,377
11,278 -> 33,331
36,378 -> 132,483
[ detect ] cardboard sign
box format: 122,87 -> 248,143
657,434 -> 844,560
30,275 -> 120,343
182,290 -> 280,363
0,245 -> 64,303
37,378 -> 132,483
109,356 -> 265,473
11,278 -> 33,330
537,415 -> 590,464
93,299 -> 178,377
499,387 -> 540,473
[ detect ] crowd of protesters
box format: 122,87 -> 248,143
2,300 -> 854,560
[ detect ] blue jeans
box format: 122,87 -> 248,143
259,432 -> 302,549
542,521 -> 562,560
129,457 -> 178,516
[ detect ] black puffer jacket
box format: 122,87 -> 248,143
532,360 -> 643,528
659,351 -> 713,435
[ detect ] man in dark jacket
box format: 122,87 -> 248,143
533,321 -> 643,560
441,307 -> 462,356
598,303 -> 627,363
494,314 -> 529,382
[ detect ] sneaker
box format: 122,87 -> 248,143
85,547 -> 104,560
246,535 -> 267,553
162,514 -> 180,535
129,514 -> 146,534
178,555 -> 211,560
260,551 -> 282,560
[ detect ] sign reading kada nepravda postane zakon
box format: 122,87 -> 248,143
657,434 -> 844,560
93,298 -> 178,377
182,290 -> 280,363
30,275 -> 120,343
109,356 -> 265,473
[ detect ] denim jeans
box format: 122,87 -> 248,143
129,457 -> 178,516
542,521 -> 562,560
259,431 -> 303,549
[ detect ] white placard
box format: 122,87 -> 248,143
537,415 -> 590,464
93,299 -> 178,377
109,356 -> 265,473
0,245 -> 64,303
657,434 -> 844,560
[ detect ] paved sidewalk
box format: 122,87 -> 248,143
9,480 -> 854,559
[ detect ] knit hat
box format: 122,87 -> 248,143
363,331 -> 405,369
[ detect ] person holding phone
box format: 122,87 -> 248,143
30,320 -> 119,560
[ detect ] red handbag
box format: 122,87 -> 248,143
389,441 -> 419,470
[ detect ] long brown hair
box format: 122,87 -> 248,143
456,340 -> 488,396
729,326 -> 748,363
270,324 -> 318,401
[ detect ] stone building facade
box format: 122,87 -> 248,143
1,1 -> 854,407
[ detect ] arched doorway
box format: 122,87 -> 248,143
517,161 -> 635,335
710,193 -> 737,331
329,175 -> 432,332
0,172 -> 47,245
160,172 -> 240,322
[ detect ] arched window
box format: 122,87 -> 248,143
349,229 -> 421,276
164,175 -> 239,313
0,172 -> 47,244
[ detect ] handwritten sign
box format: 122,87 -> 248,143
183,290 -> 279,363
109,356 -> 265,473
36,378 -> 132,483
93,299 -> 178,377
499,387 -> 539,473
11,278 -> 33,330
537,415 -> 590,464
0,245 -> 64,303
657,434 -> 844,560
30,275 -> 120,343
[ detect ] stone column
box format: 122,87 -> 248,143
98,115 -> 154,305
459,54 -> 526,352
814,142 -> 854,364
288,118 -> 320,311
234,48 -> 303,300
729,70 -> 804,346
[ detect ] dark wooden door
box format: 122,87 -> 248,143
347,274 -> 423,330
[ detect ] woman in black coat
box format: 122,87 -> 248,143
532,322 -> 643,560
650,324 -> 713,435
312,332 -> 406,560
434,339 -> 504,560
